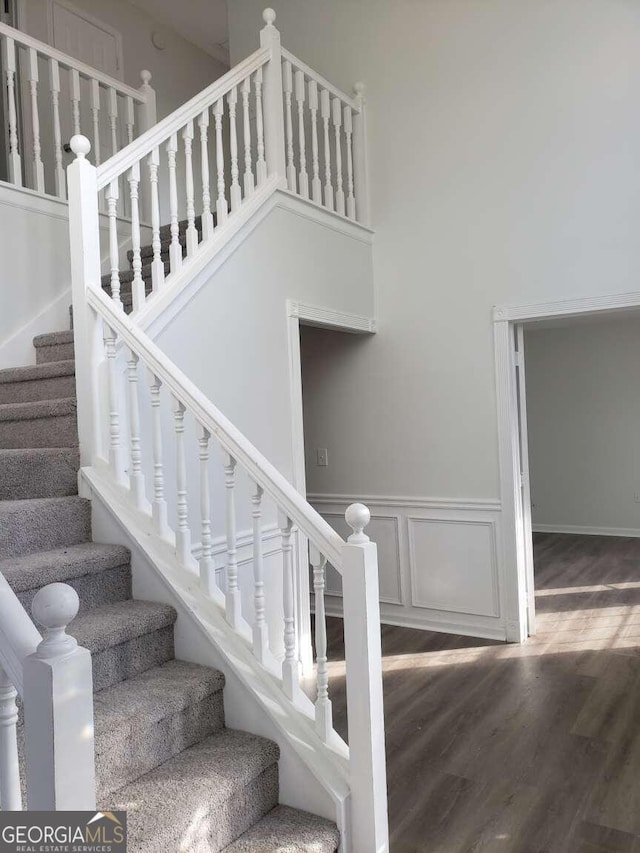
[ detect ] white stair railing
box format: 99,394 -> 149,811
0,21 -> 156,199
0,575 -> 95,810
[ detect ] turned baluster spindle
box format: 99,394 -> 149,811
224,454 -> 241,629
71,69 -> 81,136
126,350 -> 145,509
295,69 -> 309,199
241,76 -> 254,197
27,48 -> 45,193
280,512 -> 300,700
108,87 -> 118,154
128,162 -> 145,311
344,105 -> 356,219
283,60 -> 296,192
90,79 -> 101,166
49,58 -> 64,198
105,180 -> 122,308
147,147 -> 164,291
166,133 -> 183,273
213,99 -> 228,225
228,86 -> 242,212
251,483 -> 269,664
104,325 -> 126,484
198,109 -> 214,240
125,96 -> 135,145
172,398 -> 191,568
197,424 -> 215,596
308,80 -> 321,204
254,67 -> 267,185
320,89 -> 333,210
4,38 -> 22,185
149,373 -> 169,537
332,97 -> 345,216
310,545 -> 333,741
182,121 -> 198,256
0,665 -> 22,810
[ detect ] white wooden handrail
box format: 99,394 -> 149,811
0,21 -> 145,102
281,47 -> 360,113
0,573 -> 40,695
87,285 -> 345,569
96,47 -> 271,190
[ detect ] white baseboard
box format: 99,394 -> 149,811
533,523 -> 640,538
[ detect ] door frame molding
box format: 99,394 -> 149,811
46,0 -> 124,81
493,288 -> 640,642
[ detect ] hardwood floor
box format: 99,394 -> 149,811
318,533 -> 640,852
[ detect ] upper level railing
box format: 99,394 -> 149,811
0,21 -> 156,199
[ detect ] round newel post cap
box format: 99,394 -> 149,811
346,503 -> 371,544
70,134 -> 91,159
32,583 -> 79,659
262,7 -> 276,26
354,81 -> 366,97
140,69 -> 152,86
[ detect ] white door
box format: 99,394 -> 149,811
51,1 -> 121,78
514,324 -> 536,635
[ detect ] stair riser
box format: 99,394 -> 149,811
17,565 -> 131,616
91,626 -> 175,692
0,375 -> 75,405
0,413 -> 78,448
0,450 -> 79,499
35,343 -> 74,364
96,692 -> 225,798
0,498 -> 91,559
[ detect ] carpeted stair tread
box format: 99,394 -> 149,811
0,360 -> 75,385
0,360 -> 76,404
33,331 -> 74,364
0,396 -> 77,422
0,496 -> 91,557
0,542 -> 130,592
0,448 -> 79,499
101,261 -> 168,291
0,397 -> 78,448
68,600 -> 177,655
222,805 -> 340,852
32,330 -> 74,348
108,729 -> 280,853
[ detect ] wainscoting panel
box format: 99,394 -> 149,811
309,495 -> 505,641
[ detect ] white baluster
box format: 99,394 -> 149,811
147,147 -> 164,291
241,76 -> 254,197
105,179 -> 122,308
254,67 -> 267,185
198,109 -> 214,240
344,105 -> 356,219
182,121 -> 198,256
352,82 -> 370,225
3,38 -> 22,185
172,398 -> 191,568
332,97 -> 345,216
27,48 -> 45,193
0,665 -> 21,810
197,424 -> 216,597
90,79 -> 101,166
108,87 -> 118,155
310,545 -> 332,741
71,69 -> 81,136
49,59 -> 64,198
166,133 -> 182,273
251,483 -> 269,664
125,95 -> 135,144
126,350 -> 145,508
308,80 -> 321,204
283,60 -> 296,192
279,512 -> 300,700
128,161 -> 145,311
104,324 -> 126,484
321,89 -> 333,210
295,69 -> 309,199
224,454 -> 241,629
228,86 -> 242,212
149,373 -> 169,538
213,99 -> 228,225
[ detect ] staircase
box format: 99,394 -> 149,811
0,329 -> 340,851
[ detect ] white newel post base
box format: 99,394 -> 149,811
0,664 -> 22,810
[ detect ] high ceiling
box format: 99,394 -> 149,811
128,0 -> 230,66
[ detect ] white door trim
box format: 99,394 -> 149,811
493,288 -> 640,642
46,0 -> 124,81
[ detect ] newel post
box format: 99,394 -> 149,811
23,584 -> 96,810
67,135 -> 103,470
138,70 -> 157,221
259,9 -> 287,183
352,83 -> 370,226
342,503 -> 389,853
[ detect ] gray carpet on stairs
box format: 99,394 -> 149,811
0,448 -> 79,498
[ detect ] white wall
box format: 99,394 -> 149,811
228,0 -> 640,638
525,315 -> 640,535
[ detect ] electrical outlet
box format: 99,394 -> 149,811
316,447 -> 328,467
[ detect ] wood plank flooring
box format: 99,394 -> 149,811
315,533 -> 640,852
